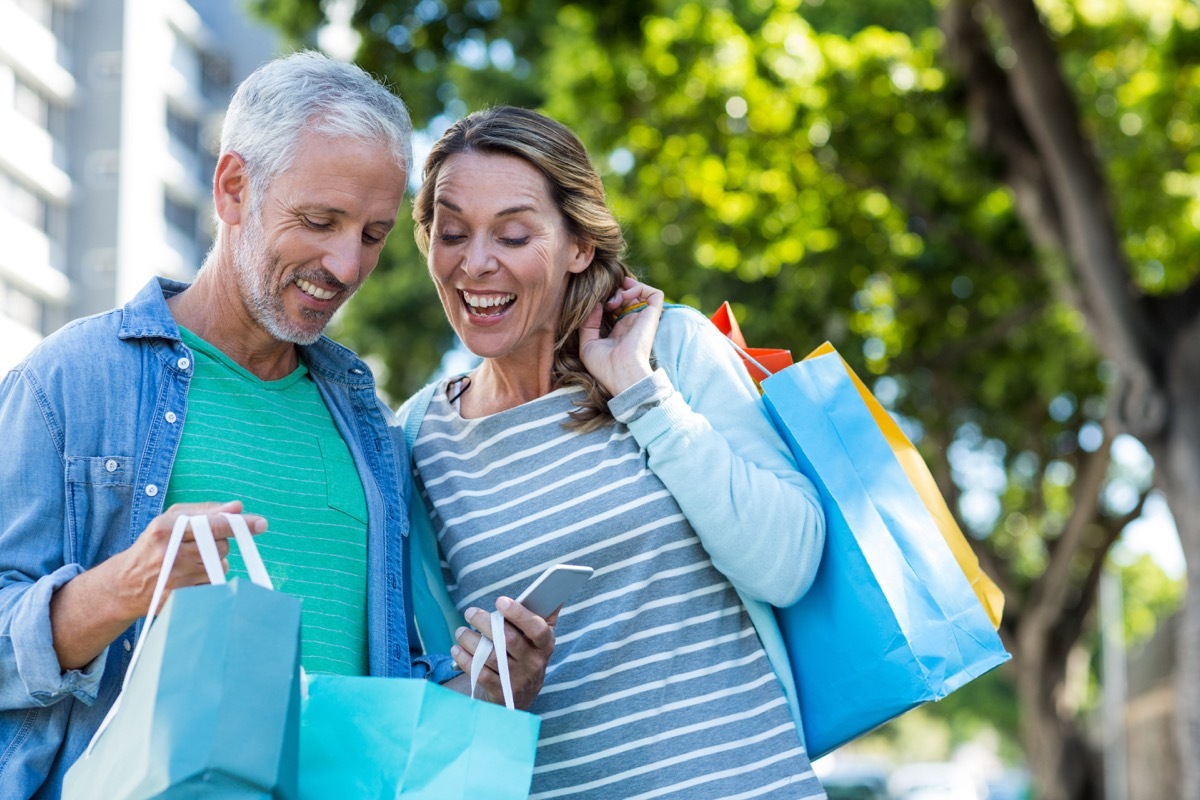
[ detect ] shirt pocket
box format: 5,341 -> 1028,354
316,436 -> 368,525
65,455 -> 134,565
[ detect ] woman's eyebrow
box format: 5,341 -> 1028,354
435,199 -> 537,218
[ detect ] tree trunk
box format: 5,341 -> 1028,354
941,1 -> 1200,797
1013,636 -> 1102,800
1151,318 -> 1200,799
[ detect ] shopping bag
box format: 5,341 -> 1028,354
708,306 -> 1003,627
709,301 -> 794,382
759,351 -> 1011,758
299,674 -> 540,799
803,342 -> 1005,627
64,514 -> 301,799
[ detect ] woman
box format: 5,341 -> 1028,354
398,106 -> 827,799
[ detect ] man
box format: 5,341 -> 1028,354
0,51 -> 553,798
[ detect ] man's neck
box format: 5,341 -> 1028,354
167,271 -> 300,381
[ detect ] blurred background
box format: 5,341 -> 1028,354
2,1 -> 1195,798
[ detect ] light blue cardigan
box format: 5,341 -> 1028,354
395,305 -> 826,744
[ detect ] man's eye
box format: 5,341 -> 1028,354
363,232 -> 385,245
304,217 -> 331,230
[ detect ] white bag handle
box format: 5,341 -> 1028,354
722,336 -> 773,382
187,515 -> 229,586
468,609 -> 516,710
178,513 -> 274,590
84,512 -> 272,755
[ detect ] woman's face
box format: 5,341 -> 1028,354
427,151 -> 593,363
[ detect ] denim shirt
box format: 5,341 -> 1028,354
0,277 -> 457,799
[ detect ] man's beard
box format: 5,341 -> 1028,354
232,210 -> 350,346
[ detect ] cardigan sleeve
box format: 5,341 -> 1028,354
608,307 -> 825,606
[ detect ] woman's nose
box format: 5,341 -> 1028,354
463,238 -> 499,280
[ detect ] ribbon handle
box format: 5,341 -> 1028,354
468,609 -> 516,710
83,513 -> 272,756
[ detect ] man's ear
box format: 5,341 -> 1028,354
213,152 -> 249,226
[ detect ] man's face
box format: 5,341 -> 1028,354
229,131 -> 407,345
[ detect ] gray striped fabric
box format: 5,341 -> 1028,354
413,383 -> 825,799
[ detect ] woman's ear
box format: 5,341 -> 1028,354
566,239 -> 596,275
213,152 -> 249,226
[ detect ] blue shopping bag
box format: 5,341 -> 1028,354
64,515 -> 301,799
760,351 -> 1011,759
299,674 -> 540,799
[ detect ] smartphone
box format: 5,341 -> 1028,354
515,564 -> 594,618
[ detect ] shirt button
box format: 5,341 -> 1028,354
177,357 -> 190,370
145,484 -> 159,497
105,459 -> 118,472
165,411 -> 177,424
123,639 -> 132,652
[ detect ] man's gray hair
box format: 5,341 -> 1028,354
220,50 -> 413,199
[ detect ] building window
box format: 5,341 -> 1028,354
164,191 -> 198,240
166,105 -> 199,152
0,278 -> 45,334
13,77 -> 50,128
201,53 -> 232,98
50,1 -> 71,42
0,171 -> 48,230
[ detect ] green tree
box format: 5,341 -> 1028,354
252,1 -> 1200,797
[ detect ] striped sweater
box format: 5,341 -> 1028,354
406,307 -> 827,799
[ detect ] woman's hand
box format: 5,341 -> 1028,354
579,277 -> 664,396
448,598 -> 558,709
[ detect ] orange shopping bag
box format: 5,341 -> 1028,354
709,302 -> 795,384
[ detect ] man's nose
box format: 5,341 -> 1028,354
323,232 -> 365,284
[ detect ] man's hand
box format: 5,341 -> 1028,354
446,597 -> 557,710
49,500 -> 267,671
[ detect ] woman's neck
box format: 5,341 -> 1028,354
458,355 -> 557,418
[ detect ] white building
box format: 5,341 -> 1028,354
0,0 -> 282,374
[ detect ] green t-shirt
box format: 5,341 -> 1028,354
164,327 -> 370,675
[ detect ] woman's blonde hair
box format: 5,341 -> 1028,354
413,106 -> 634,431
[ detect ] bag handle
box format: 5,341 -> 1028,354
468,609 -> 515,709
216,512 -> 274,590
84,512 -> 272,755
721,335 -> 774,383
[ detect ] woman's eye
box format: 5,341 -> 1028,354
500,236 -> 530,246
438,232 -> 466,243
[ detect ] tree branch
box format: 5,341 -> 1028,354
1023,413 -> 1114,634
943,0 -> 1168,438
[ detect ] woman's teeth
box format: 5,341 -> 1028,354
463,291 -> 516,316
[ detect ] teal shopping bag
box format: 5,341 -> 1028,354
64,515 -> 302,799
760,352 -> 1010,759
300,674 -> 540,799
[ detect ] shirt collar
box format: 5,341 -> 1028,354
116,276 -> 376,389
117,277 -> 190,342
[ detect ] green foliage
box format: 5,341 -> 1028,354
1116,554 -> 1184,647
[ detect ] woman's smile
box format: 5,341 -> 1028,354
461,290 -> 517,320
